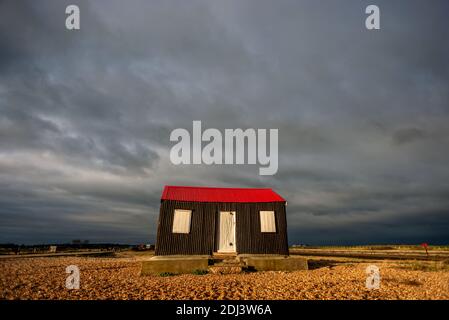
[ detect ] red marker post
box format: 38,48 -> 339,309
421,243 -> 429,258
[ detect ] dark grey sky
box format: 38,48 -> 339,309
1,0 -> 448,245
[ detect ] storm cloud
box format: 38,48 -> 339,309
1,0 -> 448,245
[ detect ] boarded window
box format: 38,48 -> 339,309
172,209 -> 192,233
260,211 -> 276,232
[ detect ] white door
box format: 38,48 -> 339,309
218,211 -> 236,253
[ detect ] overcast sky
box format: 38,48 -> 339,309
1,0 -> 448,245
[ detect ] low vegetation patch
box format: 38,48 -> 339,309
192,269 -> 208,275
401,279 -> 423,286
84,252 -> 116,258
159,272 -> 176,277
396,260 -> 449,272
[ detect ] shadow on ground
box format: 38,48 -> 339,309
307,259 -> 345,270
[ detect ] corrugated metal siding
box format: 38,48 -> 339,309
155,200 -> 289,256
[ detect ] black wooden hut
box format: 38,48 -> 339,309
155,186 -> 289,256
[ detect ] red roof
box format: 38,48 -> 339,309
161,186 -> 285,203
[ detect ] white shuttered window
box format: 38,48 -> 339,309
260,211 -> 276,232
172,209 -> 192,233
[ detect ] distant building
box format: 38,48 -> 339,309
72,239 -> 89,245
